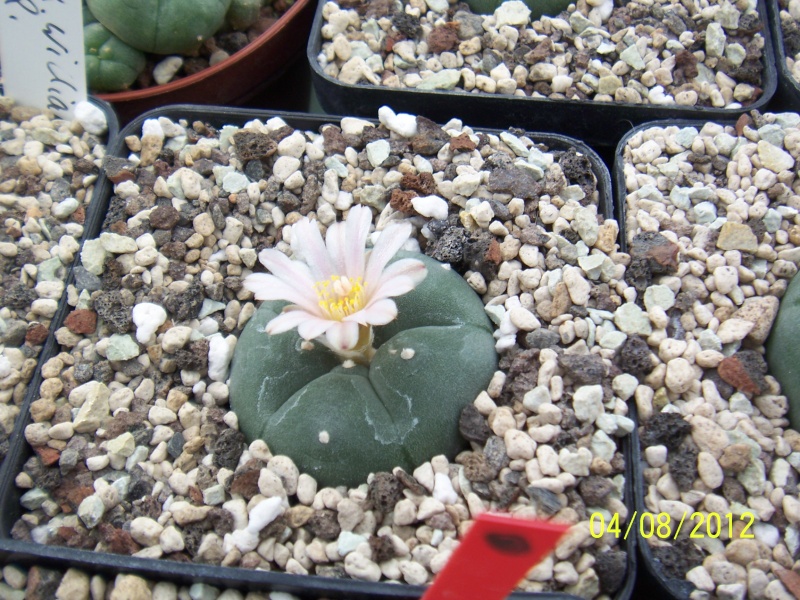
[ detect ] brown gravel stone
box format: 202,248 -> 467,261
32,445 -> 60,467
427,24 -> 459,53
401,172 -> 437,195
286,505 -> 314,528
717,350 -> 767,395
24,566 -> 62,600
449,132 -> 477,153
25,323 -> 49,345
368,471 -> 405,513
229,465 -> 261,499
307,509 -> 341,541
149,205 -> 181,229
98,523 -> 142,555
389,188 -> 417,214
718,443 -> 752,473
64,309 -> 98,335
30,398 -> 56,422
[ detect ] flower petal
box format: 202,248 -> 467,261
377,258 -> 428,287
257,248 -> 316,290
243,273 -> 321,315
344,298 -> 397,326
292,217 -> 335,281
344,205 -> 372,279
265,309 -> 316,335
297,315 -> 336,340
367,258 -> 427,301
325,220 -> 347,274
325,321 -> 360,351
364,221 -> 413,286
369,275 -> 419,301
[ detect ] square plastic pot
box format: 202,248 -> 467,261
308,0 -> 778,151
612,117 -> 791,599
0,105 -> 633,599
0,95 -> 117,470
767,0 -> 800,109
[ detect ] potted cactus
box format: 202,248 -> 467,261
84,0 -> 315,122
229,206 -> 498,487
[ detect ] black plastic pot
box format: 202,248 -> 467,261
0,105 -> 633,599
308,0 -> 778,151
613,118 -> 758,599
0,96 -> 118,470
767,0 -> 800,109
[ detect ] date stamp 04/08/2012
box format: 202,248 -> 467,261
589,511 -> 757,541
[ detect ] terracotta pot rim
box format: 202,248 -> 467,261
96,0 -> 310,103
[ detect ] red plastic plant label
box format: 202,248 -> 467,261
422,513 -> 570,600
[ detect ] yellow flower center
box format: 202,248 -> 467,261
316,275 -> 366,321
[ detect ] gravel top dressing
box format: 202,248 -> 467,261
316,0 -> 769,108
0,98 -> 110,467
621,111 -> 800,599
9,107 -> 636,598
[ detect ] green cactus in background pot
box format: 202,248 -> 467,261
226,0 -> 263,31
766,272 -> 800,429
85,0 -> 232,55
229,206 -> 497,488
84,22 -> 147,92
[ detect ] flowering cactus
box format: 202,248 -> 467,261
229,206 -> 497,487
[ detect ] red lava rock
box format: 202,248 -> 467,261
389,189 -> 417,213
401,172 -> 437,195
33,445 -> 61,467
149,205 -> 181,229
675,49 -> 699,79
736,113 -> 753,136
427,24 -> 459,54
103,157 -> 137,184
52,480 -> 95,512
188,485 -> 204,505
25,323 -> 49,345
230,468 -> 261,500
64,309 -> 98,335
718,350 -> 768,395
630,232 -> 681,274
776,569 -> 800,599
98,523 -> 142,555
55,525 -> 96,549
109,221 -> 128,235
449,132 -> 477,153
485,239 -> 502,265
72,205 -> 86,225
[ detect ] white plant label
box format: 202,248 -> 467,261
0,0 -> 87,119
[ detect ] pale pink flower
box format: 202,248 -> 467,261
244,205 -> 427,359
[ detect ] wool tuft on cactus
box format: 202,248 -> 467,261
464,0 -> 571,19
229,205 -> 498,487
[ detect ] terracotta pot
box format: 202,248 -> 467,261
97,0 -> 315,124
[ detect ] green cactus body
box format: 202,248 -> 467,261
229,253 -> 498,488
465,0 -> 571,18
85,0 -> 233,55
84,23 -> 147,92
226,0 -> 263,31
766,273 -> 800,429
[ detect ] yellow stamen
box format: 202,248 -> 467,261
315,275 -> 366,321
